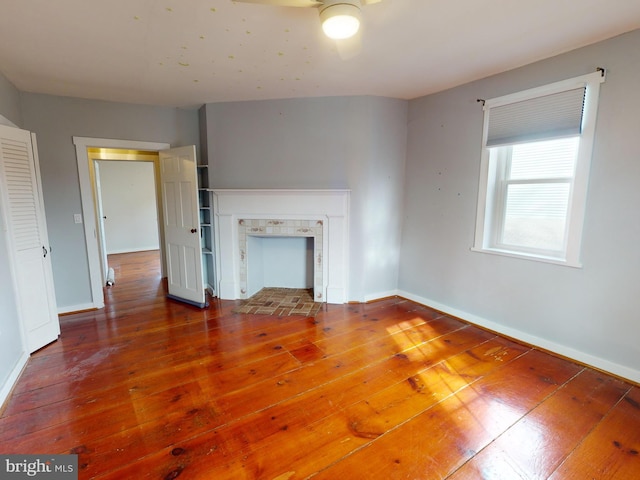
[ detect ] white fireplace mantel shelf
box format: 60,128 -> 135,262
212,189 -> 350,304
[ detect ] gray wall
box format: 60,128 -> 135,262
400,29 -> 640,380
204,96 -> 408,301
98,160 -> 159,254
20,93 -> 199,309
0,72 -> 22,127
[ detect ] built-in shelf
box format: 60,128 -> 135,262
197,164 -> 216,297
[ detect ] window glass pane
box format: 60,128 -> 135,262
509,137 -> 579,180
502,183 -> 571,250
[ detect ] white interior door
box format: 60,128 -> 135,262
0,125 -> 60,352
159,145 -> 205,307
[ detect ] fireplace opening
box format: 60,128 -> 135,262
246,236 -> 314,298
237,218 -> 325,302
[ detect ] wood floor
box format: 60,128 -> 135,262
1,250 -> 639,479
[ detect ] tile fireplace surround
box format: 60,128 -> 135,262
212,189 -> 350,304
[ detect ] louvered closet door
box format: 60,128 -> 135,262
0,125 -> 60,352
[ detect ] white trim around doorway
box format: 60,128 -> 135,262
74,137 -> 170,310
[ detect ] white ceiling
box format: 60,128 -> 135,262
2,0 -> 640,108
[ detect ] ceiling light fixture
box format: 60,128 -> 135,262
319,1 -> 362,40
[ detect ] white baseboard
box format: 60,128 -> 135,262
397,289 -> 640,384
57,302 -> 100,315
0,351 -> 28,410
364,289 -> 401,303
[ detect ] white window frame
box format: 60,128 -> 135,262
472,71 -> 605,267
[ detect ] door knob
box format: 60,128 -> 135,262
191,228 -> 197,233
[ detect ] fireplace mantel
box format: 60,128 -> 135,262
212,189 -> 350,304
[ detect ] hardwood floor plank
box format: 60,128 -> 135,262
91,328 -> 521,479
4,300 -> 424,427
200,345 -> 523,480
13,302 -> 451,476
71,314 -> 490,477
1,251 -> 638,480
548,386 -> 640,479
311,351 -> 581,479
0,350 -> 302,444
449,368 -> 631,479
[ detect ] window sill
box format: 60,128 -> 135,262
470,246 -> 582,268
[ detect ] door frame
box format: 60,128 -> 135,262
92,153 -> 162,286
74,137 -> 169,309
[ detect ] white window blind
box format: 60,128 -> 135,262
487,87 -> 586,147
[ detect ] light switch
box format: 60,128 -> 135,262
74,214 -> 83,224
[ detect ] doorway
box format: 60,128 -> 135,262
89,150 -> 162,289
74,137 -> 170,309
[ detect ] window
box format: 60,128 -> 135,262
473,71 -> 605,266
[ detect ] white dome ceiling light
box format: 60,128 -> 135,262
319,2 -> 362,40
234,0 -> 380,41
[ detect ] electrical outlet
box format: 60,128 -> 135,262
74,214 -> 83,224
